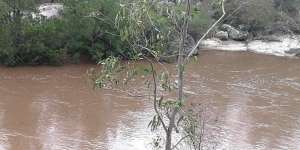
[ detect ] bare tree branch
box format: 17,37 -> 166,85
150,62 -> 168,133
185,0 -> 226,60
171,135 -> 190,150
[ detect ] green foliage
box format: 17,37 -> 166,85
116,0 -> 176,59
159,71 -> 173,91
0,1 -> 9,20
189,9 -> 213,38
0,0 -> 132,66
62,0 -> 130,62
0,0 -> 216,66
0,16 -> 66,66
275,0 -> 300,13
93,56 -> 123,88
91,2 -> 208,149
0,0 -> 67,66
62,0 -> 100,61
148,114 -> 163,132
210,0 -> 300,33
1,0 -> 300,66
20,19 -> 66,65
89,56 -> 154,89
223,0 -> 278,31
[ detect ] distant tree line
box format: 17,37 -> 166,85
0,0 -> 299,66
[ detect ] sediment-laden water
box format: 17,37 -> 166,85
0,51 -> 299,150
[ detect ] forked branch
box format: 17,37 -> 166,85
186,0 -> 226,60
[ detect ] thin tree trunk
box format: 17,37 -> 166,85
165,1 -> 191,150
165,127 -> 173,150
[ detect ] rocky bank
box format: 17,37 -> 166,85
200,24 -> 300,57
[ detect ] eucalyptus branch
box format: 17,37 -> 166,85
185,0 -> 226,60
137,45 -> 160,61
172,135 -> 190,150
150,62 -> 168,133
137,45 -> 170,74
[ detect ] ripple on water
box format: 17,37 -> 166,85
0,51 -> 300,150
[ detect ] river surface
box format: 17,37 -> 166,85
0,51 -> 299,150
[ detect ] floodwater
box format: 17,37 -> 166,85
0,51 -> 299,150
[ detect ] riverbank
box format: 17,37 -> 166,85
200,35 -> 300,57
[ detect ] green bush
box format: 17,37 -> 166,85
189,9 -> 214,39
223,0 -> 278,31
62,0 -> 129,63
20,19 -> 66,65
0,0 -> 130,66
0,18 -> 66,66
0,0 -> 67,66
211,0 -> 300,34
1,0 -> 211,66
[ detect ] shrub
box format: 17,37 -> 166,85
20,19 -> 66,65
0,0 -> 131,66
0,18 -> 66,66
189,9 -> 214,39
0,0 -> 67,66
211,0 -> 300,34
62,0 -> 129,62
222,0 -> 278,32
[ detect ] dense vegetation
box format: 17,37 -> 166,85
0,0 -> 299,66
0,0 -> 126,66
219,0 -> 300,35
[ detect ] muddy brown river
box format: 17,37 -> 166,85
0,51 -> 299,150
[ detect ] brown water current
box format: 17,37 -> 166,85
0,51 -> 299,150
